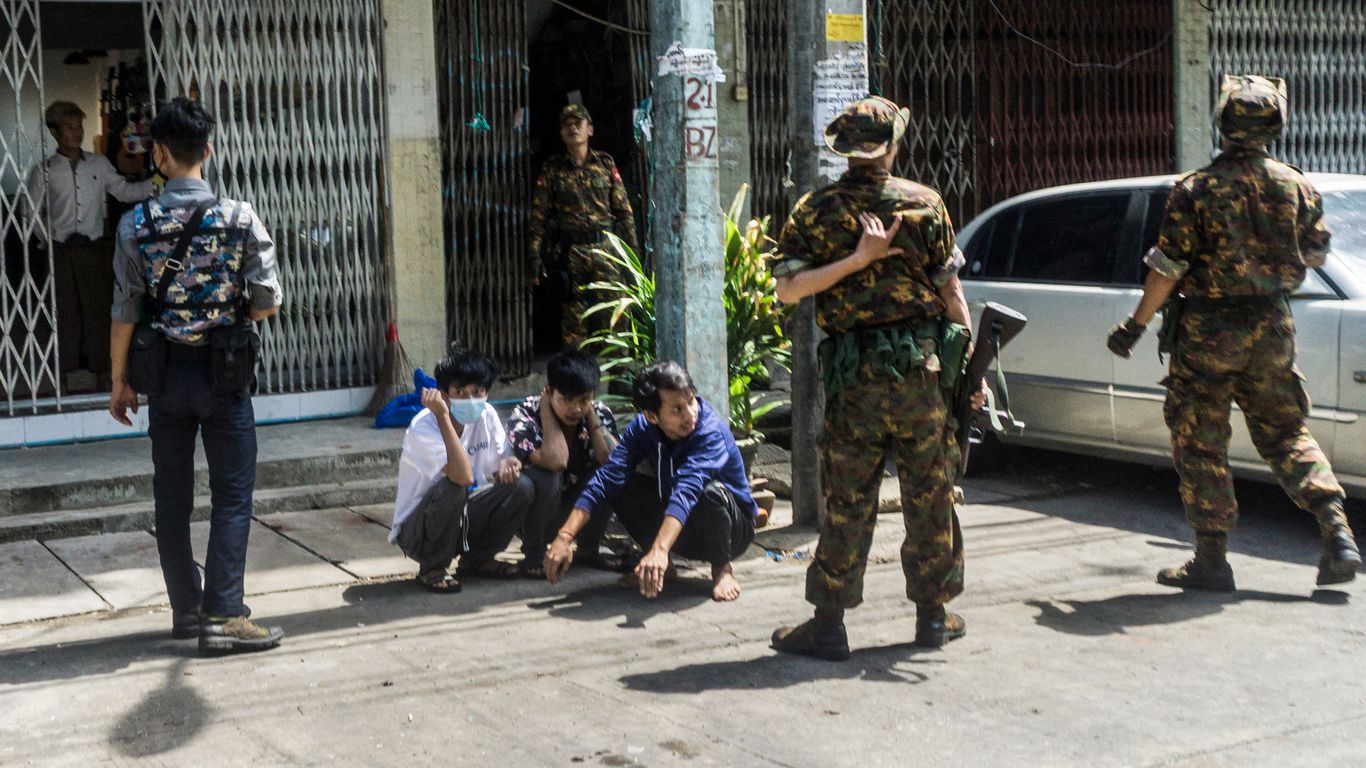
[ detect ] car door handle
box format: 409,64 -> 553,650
1355,371 -> 1366,383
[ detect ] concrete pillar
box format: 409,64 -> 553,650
713,0 -> 753,217
786,0 -> 868,526
381,0 -> 447,370
651,0 -> 728,413
1174,0 -> 1214,172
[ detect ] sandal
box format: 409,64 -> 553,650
578,551 -> 628,573
456,560 -> 519,580
417,573 -> 462,594
518,560 -> 547,579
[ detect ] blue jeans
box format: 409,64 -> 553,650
149,356 -> 256,618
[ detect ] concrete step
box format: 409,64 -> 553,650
1,446 -> 399,519
0,476 -> 397,544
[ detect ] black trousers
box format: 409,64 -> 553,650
613,473 -> 755,566
397,477 -> 532,574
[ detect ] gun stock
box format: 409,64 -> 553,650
955,302 -> 1027,479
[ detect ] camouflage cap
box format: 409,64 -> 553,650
823,96 -> 910,159
560,103 -> 592,124
1217,74 -> 1287,147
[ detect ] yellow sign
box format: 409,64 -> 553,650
826,13 -> 865,43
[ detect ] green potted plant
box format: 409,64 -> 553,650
581,185 -> 792,443
580,186 -> 790,525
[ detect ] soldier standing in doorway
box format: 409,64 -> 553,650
527,104 -> 638,349
1107,75 -> 1360,591
768,97 -> 986,660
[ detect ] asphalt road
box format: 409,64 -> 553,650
2,447 -> 1362,767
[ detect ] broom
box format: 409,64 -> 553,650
365,204 -> 415,416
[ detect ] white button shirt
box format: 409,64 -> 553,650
25,151 -> 154,243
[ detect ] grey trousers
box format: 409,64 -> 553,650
396,475 -> 533,574
520,465 -> 612,560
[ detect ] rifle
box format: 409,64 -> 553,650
955,302 -> 1027,478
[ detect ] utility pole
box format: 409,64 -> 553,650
786,0 -> 869,525
651,0 -> 728,413
1174,0 -> 1214,171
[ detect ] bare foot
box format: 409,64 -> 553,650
711,563 -> 741,601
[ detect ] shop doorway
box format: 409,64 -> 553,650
436,0 -> 650,374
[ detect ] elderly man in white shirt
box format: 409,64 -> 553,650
26,100 -> 153,391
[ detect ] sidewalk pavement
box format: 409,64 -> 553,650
2,450 -> 1362,766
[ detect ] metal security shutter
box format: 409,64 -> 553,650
434,0 -> 530,376
875,0 -> 1174,224
875,0 -> 977,227
1211,0 -> 1366,172
745,0 -> 792,225
142,0 -> 389,394
0,0 -> 59,415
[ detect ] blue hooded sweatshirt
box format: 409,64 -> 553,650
576,396 -> 758,525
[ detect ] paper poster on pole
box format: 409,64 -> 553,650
813,43 -> 869,181
825,13 -> 865,43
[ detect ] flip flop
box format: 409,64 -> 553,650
417,574 -> 462,594
518,560 -> 547,579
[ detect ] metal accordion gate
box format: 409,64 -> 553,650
744,0 -> 1176,228
875,0 -> 1174,225
434,0 -> 531,376
1210,0 -> 1366,172
142,0 -> 389,395
0,0 -> 59,416
744,0 -> 791,225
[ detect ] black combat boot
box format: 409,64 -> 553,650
1157,531 -> 1235,592
772,609 -> 851,661
1317,524 -> 1361,587
914,604 -> 966,648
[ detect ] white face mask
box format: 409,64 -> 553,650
448,398 -> 486,425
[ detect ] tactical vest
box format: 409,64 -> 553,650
135,198 -> 250,344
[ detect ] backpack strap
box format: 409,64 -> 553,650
150,202 -> 213,310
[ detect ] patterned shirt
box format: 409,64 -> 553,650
506,395 -> 620,487
527,149 -> 638,274
1144,146 -> 1331,297
771,164 -> 963,335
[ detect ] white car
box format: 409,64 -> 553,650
958,174 -> 1366,498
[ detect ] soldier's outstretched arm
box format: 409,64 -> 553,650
775,213 -> 901,303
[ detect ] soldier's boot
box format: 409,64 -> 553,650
1157,531 -> 1235,592
772,609 -> 851,661
914,604 -> 966,648
1316,503 -> 1361,586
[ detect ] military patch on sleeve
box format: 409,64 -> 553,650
612,167 -> 622,184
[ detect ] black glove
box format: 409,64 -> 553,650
1107,317 -> 1146,358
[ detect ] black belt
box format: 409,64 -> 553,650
166,342 -> 211,361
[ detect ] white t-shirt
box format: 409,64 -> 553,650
389,404 -> 508,544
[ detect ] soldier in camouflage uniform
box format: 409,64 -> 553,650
1108,75 -> 1360,591
769,97 -> 985,661
527,104 -> 638,348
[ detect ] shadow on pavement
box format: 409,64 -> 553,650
107,658 -> 208,758
1026,588 -> 1350,636
526,581 -> 712,629
983,445 -> 1364,571
0,629 -> 197,686
619,642 -> 947,693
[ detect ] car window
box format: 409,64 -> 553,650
964,208 -> 1018,279
1323,189 -> 1366,278
1007,194 -> 1130,283
1131,189 -> 1172,284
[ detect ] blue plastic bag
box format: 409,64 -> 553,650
374,368 -> 439,428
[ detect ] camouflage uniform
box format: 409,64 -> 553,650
772,97 -> 966,615
527,104 -> 638,347
1145,75 -> 1349,541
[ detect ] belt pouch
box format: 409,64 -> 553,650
129,325 -> 167,396
208,323 -> 260,397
